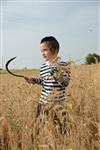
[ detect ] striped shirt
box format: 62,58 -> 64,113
33,60 -> 70,104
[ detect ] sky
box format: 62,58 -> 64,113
0,0 -> 100,69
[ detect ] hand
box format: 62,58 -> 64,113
24,77 -> 35,84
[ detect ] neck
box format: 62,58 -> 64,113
47,56 -> 61,65
49,55 -> 57,62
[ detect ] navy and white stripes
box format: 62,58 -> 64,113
33,61 -> 69,104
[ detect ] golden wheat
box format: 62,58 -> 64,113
0,64 -> 100,150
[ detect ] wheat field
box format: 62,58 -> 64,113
0,64 -> 100,150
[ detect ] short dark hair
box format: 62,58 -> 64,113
40,36 -> 59,54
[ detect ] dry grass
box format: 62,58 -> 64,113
0,64 -> 100,150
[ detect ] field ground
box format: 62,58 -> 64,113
0,64 -> 100,150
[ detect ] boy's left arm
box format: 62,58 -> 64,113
61,69 -> 70,87
52,63 -> 70,87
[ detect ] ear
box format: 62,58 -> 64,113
50,48 -> 57,55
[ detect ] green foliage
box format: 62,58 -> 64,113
85,53 -> 100,64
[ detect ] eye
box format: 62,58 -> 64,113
44,49 -> 49,52
41,49 -> 49,53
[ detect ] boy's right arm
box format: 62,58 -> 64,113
24,77 -> 35,84
24,66 -> 44,85
24,77 -> 43,85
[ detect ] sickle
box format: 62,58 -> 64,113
5,57 -> 25,78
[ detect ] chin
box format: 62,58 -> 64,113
44,58 -> 48,61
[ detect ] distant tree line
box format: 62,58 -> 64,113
85,53 -> 100,64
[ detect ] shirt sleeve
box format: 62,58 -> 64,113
51,61 -> 70,87
31,65 -> 44,85
32,77 -> 43,85
61,71 -> 70,87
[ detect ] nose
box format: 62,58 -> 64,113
41,50 -> 44,54
42,54 -> 46,58
41,49 -> 45,54
41,52 -> 45,58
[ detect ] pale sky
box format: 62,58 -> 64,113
0,0 -> 100,69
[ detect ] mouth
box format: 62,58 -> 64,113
43,55 -> 46,58
43,56 -> 48,61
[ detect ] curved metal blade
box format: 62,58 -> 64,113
5,57 -> 25,78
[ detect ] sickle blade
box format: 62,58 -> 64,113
5,57 -> 25,78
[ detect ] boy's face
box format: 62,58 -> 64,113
40,42 -> 57,61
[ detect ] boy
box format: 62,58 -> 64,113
25,36 -> 70,117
